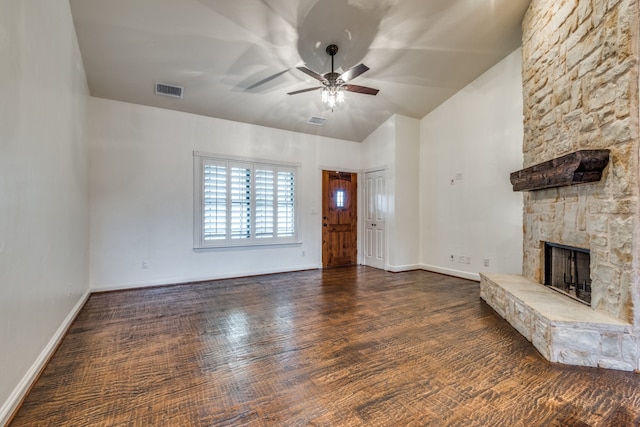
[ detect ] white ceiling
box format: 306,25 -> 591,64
69,0 -> 530,142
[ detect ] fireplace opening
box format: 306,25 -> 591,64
544,242 -> 591,305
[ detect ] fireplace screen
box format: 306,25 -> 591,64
544,243 -> 591,304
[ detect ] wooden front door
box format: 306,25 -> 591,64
322,170 -> 357,267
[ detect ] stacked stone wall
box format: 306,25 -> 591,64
521,0 -> 639,326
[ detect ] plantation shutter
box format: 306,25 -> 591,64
277,170 -> 295,237
202,160 -> 227,242
255,169 -> 275,238
229,163 -> 251,240
195,153 -> 298,248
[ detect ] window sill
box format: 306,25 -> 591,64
193,241 -> 303,252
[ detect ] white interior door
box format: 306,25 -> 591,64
364,170 -> 385,269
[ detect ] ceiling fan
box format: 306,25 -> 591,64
287,44 -> 379,108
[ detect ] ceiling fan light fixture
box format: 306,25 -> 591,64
322,86 -> 345,109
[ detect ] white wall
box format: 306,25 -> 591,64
361,114 -> 420,271
0,0 -> 90,422
420,49 -> 524,280
362,116 -> 395,269
390,115 -> 420,270
89,98 -> 362,290
362,116 -> 396,171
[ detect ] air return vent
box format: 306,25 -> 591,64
307,116 -> 327,126
155,82 -> 183,98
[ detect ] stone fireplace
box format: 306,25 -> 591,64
481,0 -> 640,371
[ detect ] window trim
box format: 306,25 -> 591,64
193,151 -> 300,249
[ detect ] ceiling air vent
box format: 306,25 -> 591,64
307,116 -> 327,126
155,82 -> 183,98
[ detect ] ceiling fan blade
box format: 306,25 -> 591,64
296,66 -> 326,82
340,64 -> 369,82
344,84 -> 379,95
287,87 -> 322,95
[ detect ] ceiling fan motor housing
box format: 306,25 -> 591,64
324,72 -> 341,85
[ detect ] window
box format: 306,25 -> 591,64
194,152 -> 298,248
336,189 -> 345,208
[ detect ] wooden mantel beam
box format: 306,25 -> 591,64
510,149 -> 610,192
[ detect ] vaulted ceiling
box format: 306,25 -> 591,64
69,0 -> 530,142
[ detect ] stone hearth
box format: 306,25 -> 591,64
480,273 -> 634,370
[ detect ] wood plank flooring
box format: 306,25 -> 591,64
10,267 -> 640,426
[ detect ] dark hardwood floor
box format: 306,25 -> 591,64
10,267 -> 640,426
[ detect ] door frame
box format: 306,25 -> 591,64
318,166 -> 362,267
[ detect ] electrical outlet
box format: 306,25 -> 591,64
142,260 -> 149,269
458,256 -> 471,264
456,172 -> 463,180
483,258 -> 490,267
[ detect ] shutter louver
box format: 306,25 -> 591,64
203,163 -> 227,241
230,165 -> 252,240
277,171 -> 295,237
255,169 -> 275,238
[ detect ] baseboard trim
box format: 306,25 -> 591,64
0,290 -> 91,426
385,264 -> 422,273
91,264 -> 323,293
419,264 -> 481,282
381,263 -> 480,281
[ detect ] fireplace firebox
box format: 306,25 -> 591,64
544,242 -> 591,305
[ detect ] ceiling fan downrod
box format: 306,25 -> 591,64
326,44 -> 338,71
